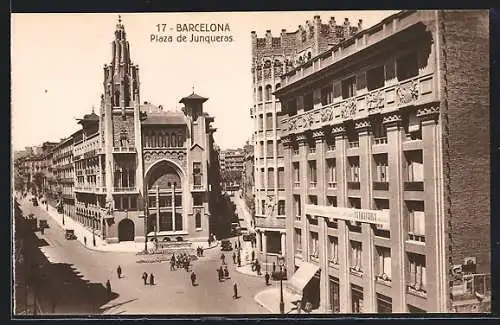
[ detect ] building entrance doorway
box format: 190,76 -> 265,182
118,218 -> 135,241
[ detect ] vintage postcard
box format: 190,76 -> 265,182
11,10 -> 491,316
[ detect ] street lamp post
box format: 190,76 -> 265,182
279,256 -> 285,314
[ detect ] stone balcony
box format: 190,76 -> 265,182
112,146 -> 137,154
281,72 -> 436,137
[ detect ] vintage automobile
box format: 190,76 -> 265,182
65,229 -> 77,240
39,219 -> 48,229
220,239 -> 233,251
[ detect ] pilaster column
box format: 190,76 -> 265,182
314,129 -> 331,312
355,119 -> 376,313
332,125 -> 351,313
262,231 -> 268,256
171,184 -> 176,231
418,105 -> 445,312
383,113 -> 406,312
283,135 -> 295,272
156,185 -> 160,233
297,133 -> 310,261
256,231 -> 262,252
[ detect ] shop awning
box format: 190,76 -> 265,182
288,262 -> 320,292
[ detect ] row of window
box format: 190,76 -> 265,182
257,167 -> 285,189
257,140 -> 284,157
291,151 -> 423,185
255,83 -> 281,102
292,196 -> 425,239
295,229 -> 427,294
286,51 -> 421,115
143,132 -> 185,148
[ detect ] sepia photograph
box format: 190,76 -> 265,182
11,9 -> 491,316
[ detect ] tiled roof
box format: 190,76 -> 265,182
141,112 -> 187,125
179,92 -> 208,103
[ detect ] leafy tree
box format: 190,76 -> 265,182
32,172 -> 44,194
14,173 -> 25,192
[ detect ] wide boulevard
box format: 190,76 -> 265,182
17,198 -> 269,315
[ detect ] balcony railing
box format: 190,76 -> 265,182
113,147 -> 136,153
347,182 -> 360,190
348,141 -> 359,148
309,181 -> 317,189
192,184 -> 204,191
350,267 -> 363,277
373,181 -> 389,191
374,137 -> 388,145
293,181 -> 300,188
408,232 -> 425,242
451,273 -> 491,302
113,187 -> 136,192
327,182 -> 337,189
404,181 -> 424,191
281,73 -> 435,136
407,285 -> 427,298
327,145 -> 336,152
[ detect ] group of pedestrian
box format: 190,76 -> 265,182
170,253 -> 191,272
251,259 -> 261,275
231,251 -> 241,267
142,271 -> 155,285
196,246 -> 204,257
217,265 -> 230,282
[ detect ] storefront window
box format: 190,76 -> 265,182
351,284 -> 364,313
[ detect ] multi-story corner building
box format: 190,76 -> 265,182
220,148 -> 245,191
250,16 -> 362,263
242,141 -> 255,216
33,17 -> 220,245
275,10 -> 490,313
49,136 -> 75,218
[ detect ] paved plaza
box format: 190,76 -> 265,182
16,197 -> 275,315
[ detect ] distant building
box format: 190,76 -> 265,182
220,148 -> 245,191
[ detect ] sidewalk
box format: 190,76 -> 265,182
32,197 -> 219,253
254,287 -> 302,314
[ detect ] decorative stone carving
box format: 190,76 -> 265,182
288,117 -> 298,132
396,80 -> 419,105
312,129 -> 325,140
143,149 -> 187,169
341,98 -> 357,119
417,105 -> 440,120
320,106 -> 336,122
355,119 -> 371,131
331,125 -> 346,136
264,68 -> 271,79
296,134 -> 308,145
382,113 -> 402,126
366,90 -> 385,111
281,135 -> 293,148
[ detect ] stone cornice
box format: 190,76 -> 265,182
354,119 -> 371,131
417,104 -> 440,120
312,129 -> 325,141
382,113 -> 402,126
331,125 -> 346,136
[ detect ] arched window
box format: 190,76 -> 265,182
153,131 -> 158,147
257,86 -> 263,101
114,90 -> 120,107
177,135 -> 183,147
172,133 -> 177,147
159,130 -> 164,147
165,134 -> 170,147
265,85 -> 272,101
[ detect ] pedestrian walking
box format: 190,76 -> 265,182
117,265 -> 122,279
200,247 -> 204,256
251,260 -> 255,272
105,280 -> 112,298
142,272 -> 148,285
217,268 -> 223,282
190,271 -> 197,286
265,272 -> 270,286
232,252 -> 236,264
272,262 -> 276,273
256,261 -> 261,276
220,253 -> 225,263
251,250 -> 255,261
149,273 -> 155,285
84,236 -> 87,246
237,256 -> 241,267
232,282 -> 238,299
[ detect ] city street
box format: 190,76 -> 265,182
17,199 -> 270,315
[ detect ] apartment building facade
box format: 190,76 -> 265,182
275,10 -> 490,313
251,15 -> 362,262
